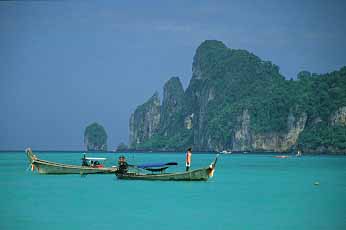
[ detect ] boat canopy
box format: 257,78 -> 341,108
85,157 -> 107,161
137,162 -> 178,169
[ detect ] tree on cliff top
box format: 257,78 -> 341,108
84,122 -> 108,151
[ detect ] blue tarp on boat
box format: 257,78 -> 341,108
137,162 -> 178,168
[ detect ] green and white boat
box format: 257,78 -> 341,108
25,148 -> 117,175
116,155 -> 219,181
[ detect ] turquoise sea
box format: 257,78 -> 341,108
0,152 -> 345,230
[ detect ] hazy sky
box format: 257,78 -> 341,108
1,0 -> 345,150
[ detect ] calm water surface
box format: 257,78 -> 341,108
0,152 -> 345,230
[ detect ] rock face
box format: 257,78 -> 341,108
283,111 -> 308,149
250,112 -> 307,152
129,92 -> 161,147
129,40 -> 346,153
331,106 -> 346,126
233,109 -> 252,151
84,122 -> 107,151
159,77 -> 184,137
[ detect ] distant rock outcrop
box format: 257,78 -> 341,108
128,40 -> 346,153
84,122 -> 107,151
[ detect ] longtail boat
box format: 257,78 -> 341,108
25,148 -> 117,174
116,155 -> 219,181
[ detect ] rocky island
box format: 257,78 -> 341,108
84,122 -> 108,151
128,40 -> 346,154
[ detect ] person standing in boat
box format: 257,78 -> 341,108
118,155 -> 128,174
81,154 -> 89,166
186,148 -> 192,171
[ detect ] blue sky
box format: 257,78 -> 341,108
1,0 -> 345,150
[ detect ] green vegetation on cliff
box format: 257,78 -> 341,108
195,41 -> 287,143
84,122 -> 108,151
129,40 -> 346,153
296,68 -> 346,152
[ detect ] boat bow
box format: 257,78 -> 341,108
208,154 -> 219,178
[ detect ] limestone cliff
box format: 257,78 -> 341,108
159,77 -> 184,137
233,109 -> 252,151
129,92 -> 160,147
331,106 -> 346,126
128,40 -> 346,153
250,111 -> 307,152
